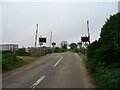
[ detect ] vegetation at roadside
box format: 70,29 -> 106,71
2,51 -> 27,72
2,48 -> 44,72
85,13 -> 120,88
69,43 -> 79,53
54,47 -> 67,53
54,43 -> 80,53
1,46 -> 67,72
15,48 -> 30,56
54,43 -> 81,53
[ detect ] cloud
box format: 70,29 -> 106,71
2,2 -> 118,47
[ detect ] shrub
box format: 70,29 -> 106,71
93,63 -> 120,88
60,48 -> 67,52
86,13 -> 120,88
54,47 -> 61,53
2,51 -> 17,61
2,51 -> 25,71
15,48 -> 30,56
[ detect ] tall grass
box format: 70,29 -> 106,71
2,51 -> 26,72
84,58 -> 120,88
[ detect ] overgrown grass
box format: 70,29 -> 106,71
2,58 -> 27,72
17,56 -> 40,63
54,47 -> 68,53
93,63 -> 120,88
84,58 -> 120,88
2,51 -> 27,72
2,51 -> 42,72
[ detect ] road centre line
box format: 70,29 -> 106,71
54,56 -> 63,67
31,55 -> 62,88
31,76 -> 45,88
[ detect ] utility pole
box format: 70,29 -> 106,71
50,31 -> 52,48
35,24 -> 38,47
78,42 -> 82,53
87,20 -> 90,44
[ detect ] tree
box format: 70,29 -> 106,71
87,13 -> 120,65
69,43 -> 77,50
69,43 -> 79,53
86,13 -> 120,88
98,13 -> 120,63
87,40 -> 100,59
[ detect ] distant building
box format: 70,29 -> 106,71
61,41 -> 67,46
118,1 -> 120,13
61,41 -> 67,49
0,44 -> 18,52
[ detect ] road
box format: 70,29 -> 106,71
2,52 -> 89,88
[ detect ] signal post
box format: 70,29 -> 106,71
39,37 -> 47,56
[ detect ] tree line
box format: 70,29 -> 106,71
85,13 -> 120,88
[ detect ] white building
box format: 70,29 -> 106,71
0,44 -> 18,52
118,1 -> 120,13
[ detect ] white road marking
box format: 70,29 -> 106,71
54,56 -> 63,67
32,76 -> 45,88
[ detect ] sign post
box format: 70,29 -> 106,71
52,42 -> 56,53
78,42 -> 82,53
39,42 -> 43,56
39,37 -> 46,56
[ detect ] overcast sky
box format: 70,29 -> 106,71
1,1 -> 119,47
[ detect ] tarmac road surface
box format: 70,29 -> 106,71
2,52 -> 89,88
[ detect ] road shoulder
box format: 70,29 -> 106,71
77,53 -> 96,88
2,54 -> 52,78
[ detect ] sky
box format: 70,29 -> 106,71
1,0 -> 119,48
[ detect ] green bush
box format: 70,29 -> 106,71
2,51 -> 26,72
86,13 -> 120,88
70,48 -> 79,53
15,48 -> 30,56
54,47 -> 61,53
2,52 -> 17,61
69,43 -> 79,53
60,48 -> 67,52
99,13 -> 120,64
87,40 -> 100,59
2,58 -> 25,71
93,63 -> 120,88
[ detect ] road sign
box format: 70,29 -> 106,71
81,37 -> 89,42
52,42 -> 56,46
39,43 -> 43,45
39,37 -> 46,43
78,42 -> 82,46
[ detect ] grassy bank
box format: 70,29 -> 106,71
17,56 -> 40,63
84,58 -> 120,88
1,51 -> 40,72
2,51 -> 26,72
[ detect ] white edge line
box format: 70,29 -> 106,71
32,76 -> 45,88
54,56 -> 63,67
